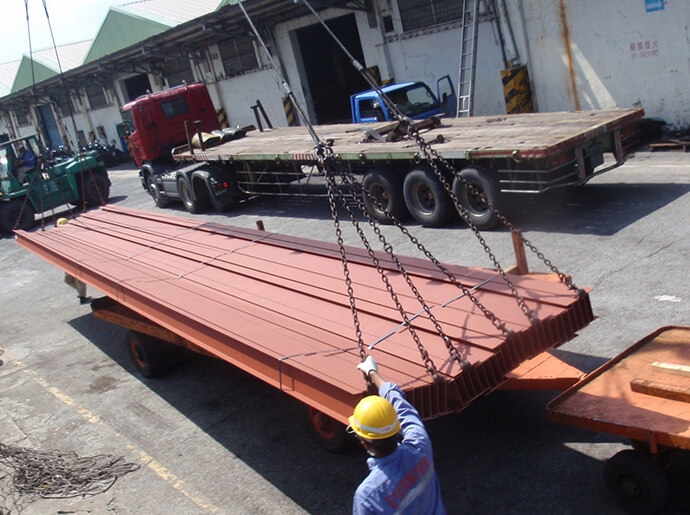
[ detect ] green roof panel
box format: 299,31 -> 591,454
84,8 -> 173,64
11,56 -> 59,93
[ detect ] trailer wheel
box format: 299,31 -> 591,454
403,166 -> 456,227
452,167 -> 499,230
603,449 -> 670,515
83,172 -> 111,206
0,199 -> 35,233
126,331 -> 183,378
178,177 -> 208,214
148,177 -> 172,208
305,406 -> 348,452
361,169 -> 407,224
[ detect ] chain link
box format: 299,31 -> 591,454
319,144 -> 445,379
402,118 -> 584,311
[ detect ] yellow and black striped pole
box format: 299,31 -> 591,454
283,95 -> 298,126
216,108 -> 229,128
501,65 -> 534,114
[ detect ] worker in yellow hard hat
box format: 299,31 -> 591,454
349,356 -> 446,515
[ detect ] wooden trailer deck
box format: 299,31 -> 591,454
173,108 -> 644,163
15,206 -> 594,424
548,326 -> 690,452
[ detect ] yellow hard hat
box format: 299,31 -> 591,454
348,396 -> 401,440
56,218 -> 69,226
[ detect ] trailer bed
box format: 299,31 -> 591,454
15,206 -> 594,424
547,326 -> 690,451
173,109 -> 644,163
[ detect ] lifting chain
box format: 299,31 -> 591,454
319,144 -> 443,380
347,169 -> 513,337
404,118 -> 584,298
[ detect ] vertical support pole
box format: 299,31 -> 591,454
184,120 -> 194,155
193,120 -> 205,151
511,230 -> 528,275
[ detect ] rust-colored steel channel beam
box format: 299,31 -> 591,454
15,206 -> 594,423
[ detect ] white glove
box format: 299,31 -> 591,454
357,355 -> 378,376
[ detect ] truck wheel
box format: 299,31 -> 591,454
361,169 -> 408,224
403,166 -> 456,227
603,449 -> 669,515
452,167 -> 499,230
178,177 -> 209,214
305,406 -> 348,452
148,177 -> 172,208
83,173 -> 111,206
0,199 -> 35,233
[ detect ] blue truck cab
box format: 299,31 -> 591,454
350,76 -> 456,123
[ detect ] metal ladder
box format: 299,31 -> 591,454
456,0 -> 497,117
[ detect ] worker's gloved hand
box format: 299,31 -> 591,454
357,355 -> 378,376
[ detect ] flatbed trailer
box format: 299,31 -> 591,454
169,108 -> 644,229
15,205 -> 594,448
548,326 -> 690,514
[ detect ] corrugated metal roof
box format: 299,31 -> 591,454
118,0 -> 223,25
11,41 -> 92,93
84,0 -> 221,63
0,60 -> 20,97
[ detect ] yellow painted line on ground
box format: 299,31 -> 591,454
2,355 -> 220,513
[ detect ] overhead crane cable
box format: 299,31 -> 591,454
300,0 -> 582,305
20,0 -> 84,231
237,1 -> 321,145
297,0 -> 532,328
240,0 -> 449,375
298,0 -> 411,126
238,0 -> 372,369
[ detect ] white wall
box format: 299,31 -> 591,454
509,0 -> 690,128
211,69 -> 287,129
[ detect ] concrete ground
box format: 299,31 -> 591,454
0,147 -> 689,514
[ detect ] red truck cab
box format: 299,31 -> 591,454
120,83 -> 220,168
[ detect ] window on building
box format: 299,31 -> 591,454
217,38 -> 258,77
55,90 -> 74,116
163,56 -> 195,87
15,109 -> 30,127
85,83 -> 108,110
397,0 -> 462,32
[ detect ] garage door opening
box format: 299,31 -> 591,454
295,14 -> 370,124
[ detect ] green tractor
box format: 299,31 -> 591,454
0,134 -> 111,234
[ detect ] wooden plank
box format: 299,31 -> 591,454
630,378 -> 690,404
651,361 -> 690,378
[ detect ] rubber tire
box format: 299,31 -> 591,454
126,331 -> 182,379
403,166 -> 456,227
0,199 -> 35,233
83,173 -> 111,206
361,169 -> 408,224
452,167 -> 499,230
305,406 -> 348,453
178,177 -> 203,214
148,176 -> 172,208
603,449 -> 670,515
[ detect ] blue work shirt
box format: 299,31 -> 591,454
353,382 -> 446,515
21,149 -> 36,168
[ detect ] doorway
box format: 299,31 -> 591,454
38,104 -> 63,150
123,74 -> 152,102
295,14 -> 370,124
